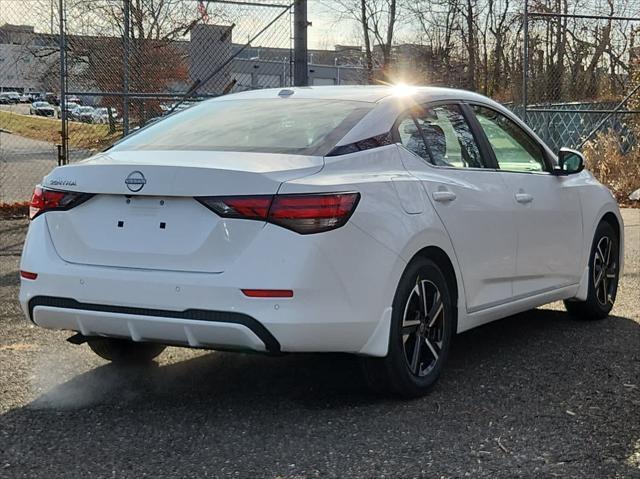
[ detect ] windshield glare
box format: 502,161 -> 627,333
111,98 -> 373,156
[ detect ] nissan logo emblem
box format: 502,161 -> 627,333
125,171 -> 146,192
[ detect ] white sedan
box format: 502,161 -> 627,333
19,86 -> 623,397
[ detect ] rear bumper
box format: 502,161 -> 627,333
20,215 -> 405,356
29,297 -> 278,352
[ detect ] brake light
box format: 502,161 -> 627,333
197,192 -> 360,234
269,193 -> 360,234
200,196 -> 272,220
29,186 -> 93,220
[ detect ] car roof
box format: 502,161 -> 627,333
221,85 -> 495,105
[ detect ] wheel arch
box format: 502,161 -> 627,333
600,211 -> 621,241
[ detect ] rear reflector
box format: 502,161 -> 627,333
197,192 -> 360,234
29,185 -> 93,220
20,271 -> 38,280
242,289 -> 294,298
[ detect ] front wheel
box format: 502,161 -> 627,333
87,338 -> 166,364
564,221 -> 620,320
362,257 -> 454,398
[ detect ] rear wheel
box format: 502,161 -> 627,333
87,338 -> 166,364
362,257 -> 454,398
564,221 -> 619,320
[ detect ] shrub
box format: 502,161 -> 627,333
582,130 -> 640,205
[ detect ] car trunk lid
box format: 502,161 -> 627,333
43,150 -> 323,273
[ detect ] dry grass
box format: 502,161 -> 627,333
0,202 -> 29,219
0,110 -> 121,151
582,130 -> 640,205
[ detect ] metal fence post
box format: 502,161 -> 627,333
58,0 -> 68,164
522,0 -> 529,124
293,0 -> 308,86
123,0 -> 130,136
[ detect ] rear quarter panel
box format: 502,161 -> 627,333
280,145 -> 468,333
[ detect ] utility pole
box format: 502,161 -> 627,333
58,0 -> 67,165
293,0 -> 308,86
522,0 -> 529,123
123,0 -> 130,135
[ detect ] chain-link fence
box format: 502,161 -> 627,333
522,1 -> 640,152
0,0 -> 295,205
61,0 -> 294,163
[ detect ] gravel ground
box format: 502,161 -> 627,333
0,210 -> 638,478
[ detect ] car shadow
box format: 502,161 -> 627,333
1,308 -> 639,477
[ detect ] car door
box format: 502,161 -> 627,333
396,102 -> 517,313
469,104 -> 583,296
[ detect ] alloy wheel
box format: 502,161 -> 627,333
592,235 -> 617,307
401,278 -> 445,377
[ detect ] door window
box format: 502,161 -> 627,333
472,105 -> 547,172
398,104 -> 485,169
398,116 -> 431,162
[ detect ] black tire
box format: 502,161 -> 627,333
564,221 -> 620,320
361,257 -> 455,398
87,338 -> 166,364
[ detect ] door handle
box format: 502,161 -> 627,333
432,190 -> 457,202
515,192 -> 534,204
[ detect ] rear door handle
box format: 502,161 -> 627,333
432,190 -> 457,202
515,193 -> 533,204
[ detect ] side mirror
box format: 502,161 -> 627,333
556,148 -> 585,175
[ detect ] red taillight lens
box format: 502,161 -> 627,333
269,193 -> 360,234
197,192 -> 360,234
29,186 -> 93,220
199,195 -> 272,220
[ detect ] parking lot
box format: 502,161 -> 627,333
0,210 -> 638,478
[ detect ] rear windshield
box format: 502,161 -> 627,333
110,98 -> 373,156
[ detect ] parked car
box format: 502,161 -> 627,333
0,95 -> 9,105
0,91 -> 21,103
58,102 -> 80,118
69,105 -> 95,123
159,101 -> 198,114
19,94 -> 31,103
45,93 -> 60,106
20,86 -> 624,398
92,107 -> 118,124
67,95 -> 82,105
29,101 -> 56,117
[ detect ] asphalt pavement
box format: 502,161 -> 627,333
0,209 -> 638,478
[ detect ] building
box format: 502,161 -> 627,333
0,23 -> 371,98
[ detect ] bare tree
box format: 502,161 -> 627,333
326,0 -> 402,81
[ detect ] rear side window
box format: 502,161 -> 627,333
472,105 -> 547,172
398,104 -> 486,168
110,98 -> 374,156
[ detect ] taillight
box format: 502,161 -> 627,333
197,192 -> 360,234
29,186 -> 93,220
269,193 -> 360,234
199,196 -> 272,220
